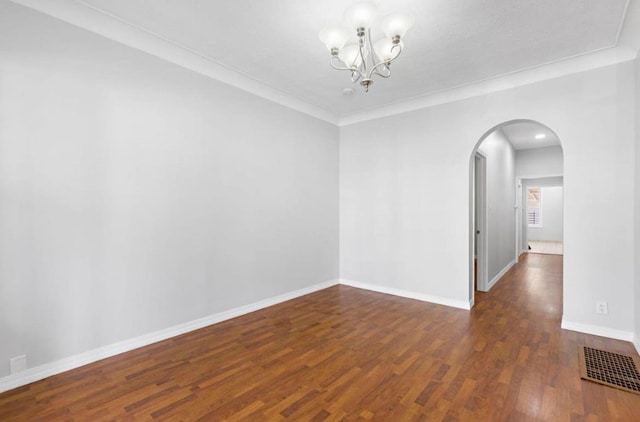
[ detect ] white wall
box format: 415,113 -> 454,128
516,146 -> 564,178
478,130 -> 516,284
528,186 -> 563,242
1,0 -> 638,385
340,60 -> 636,335
0,2 -> 339,379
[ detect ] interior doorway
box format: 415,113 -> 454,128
520,181 -> 564,256
474,152 -> 488,292
469,119 -> 564,307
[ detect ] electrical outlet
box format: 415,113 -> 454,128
9,355 -> 27,374
596,301 -> 608,315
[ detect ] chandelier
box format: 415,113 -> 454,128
319,2 -> 414,92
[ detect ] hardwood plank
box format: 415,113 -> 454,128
1,253 -> 639,420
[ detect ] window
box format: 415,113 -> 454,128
527,187 -> 542,227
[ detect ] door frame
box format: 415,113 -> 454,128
473,151 -> 489,293
516,178 -> 523,261
519,176 -> 564,255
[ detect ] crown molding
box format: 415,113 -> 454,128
338,45 -> 636,126
9,0 -> 640,129
619,0 -> 640,53
338,0 -> 640,126
8,0 -> 339,125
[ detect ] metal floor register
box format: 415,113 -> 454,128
579,346 -> 640,395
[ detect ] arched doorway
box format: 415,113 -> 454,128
469,119 -> 564,306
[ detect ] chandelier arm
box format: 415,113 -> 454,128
369,61 -> 392,78
388,43 -> 403,61
329,56 -> 365,79
371,66 -> 392,78
365,44 -> 403,80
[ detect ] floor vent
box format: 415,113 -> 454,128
579,346 -> 640,395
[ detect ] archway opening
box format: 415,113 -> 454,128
469,119 -> 564,307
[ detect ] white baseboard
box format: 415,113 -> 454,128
339,279 -> 471,310
561,318 -> 635,342
0,279 -> 339,394
633,333 -> 640,356
485,259 -> 516,291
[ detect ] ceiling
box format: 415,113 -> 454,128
8,0 -> 637,127
73,0 -> 628,114
500,122 -> 561,150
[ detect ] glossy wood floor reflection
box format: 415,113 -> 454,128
2,254 -> 640,421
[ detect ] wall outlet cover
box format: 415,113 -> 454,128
596,301 -> 608,315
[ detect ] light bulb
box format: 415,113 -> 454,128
344,2 -> 379,29
380,13 -> 415,39
319,27 -> 350,52
338,44 -> 363,68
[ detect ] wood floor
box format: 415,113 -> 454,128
528,241 -> 563,255
2,254 -> 639,421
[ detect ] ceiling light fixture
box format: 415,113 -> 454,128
535,133 -> 546,139
319,2 -> 414,93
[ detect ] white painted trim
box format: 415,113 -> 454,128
633,334 -> 640,356
339,279 -> 471,310
8,0 -> 640,128
474,151 -> 489,292
561,319 -> 635,342
0,279 -> 339,394
338,48 -> 636,126
484,259 -> 516,292
618,0 -> 640,53
7,0 -> 338,125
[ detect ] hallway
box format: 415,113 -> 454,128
1,254 -> 639,420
